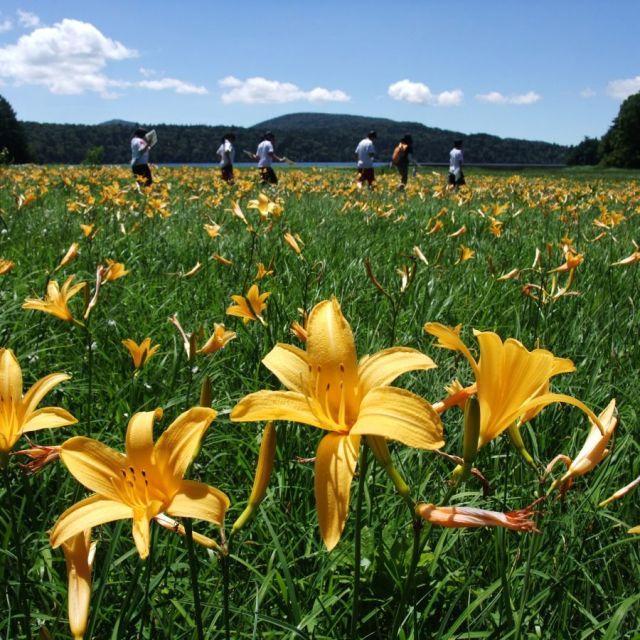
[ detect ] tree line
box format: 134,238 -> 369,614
2,92 -> 638,167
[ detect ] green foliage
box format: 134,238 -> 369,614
600,92 -> 640,168
20,113 -> 569,165
0,166 -> 639,639
82,145 -> 105,165
566,136 -> 602,166
0,94 -> 31,163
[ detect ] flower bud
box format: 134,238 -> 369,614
232,423 -> 277,533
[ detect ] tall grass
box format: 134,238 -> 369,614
0,164 -> 638,639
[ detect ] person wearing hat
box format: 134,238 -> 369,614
253,131 -> 284,184
131,127 -> 152,186
355,130 -> 377,188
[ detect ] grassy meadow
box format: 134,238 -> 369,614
0,163 -> 639,639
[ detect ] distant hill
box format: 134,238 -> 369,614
20,112 -> 568,164
98,119 -> 137,127
251,113 -> 568,165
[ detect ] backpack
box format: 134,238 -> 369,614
392,143 -> 408,166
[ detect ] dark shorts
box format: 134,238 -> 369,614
357,168 -> 375,185
397,162 -> 409,185
260,167 -> 278,184
448,171 -> 465,186
221,165 -> 234,182
132,163 -> 152,186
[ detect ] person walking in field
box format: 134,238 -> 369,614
131,128 -> 153,186
391,133 -> 417,189
217,132 -> 236,183
251,131 -> 284,184
355,130 -> 377,188
448,139 -> 465,191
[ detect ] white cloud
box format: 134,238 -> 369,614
606,76 -> 640,99
138,77 -> 208,95
387,79 -> 463,106
0,19 -> 208,98
17,10 -> 40,28
580,87 -> 596,98
476,90 -> 540,105
0,18 -> 136,96
219,76 -> 350,104
0,19 -> 13,33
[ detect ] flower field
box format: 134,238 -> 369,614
0,164 -> 639,639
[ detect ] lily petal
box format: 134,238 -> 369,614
21,372 -> 71,418
60,437 -> 126,501
424,323 -> 479,377
0,349 -> 22,403
352,386 -> 444,450
166,479 -> 230,526
51,495 -> 132,548
358,347 -> 436,396
126,409 -> 163,468
306,298 -> 359,381
21,406 -> 78,433
154,407 -> 217,484
262,344 -> 309,394
314,432 -> 360,551
231,390 -> 324,429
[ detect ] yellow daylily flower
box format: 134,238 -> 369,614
283,232 -> 302,255
55,242 -> 79,272
23,275 -> 86,322
547,399 -> 617,494
103,259 -> 128,282
0,259 -> 15,275
226,284 -> 270,325
231,297 -> 443,550
255,262 -> 274,280
121,337 -> 160,370
0,348 -> 77,456
424,323 -> 604,448
198,323 -> 236,354
50,407 -> 229,559
549,249 -> 584,273
80,223 -> 95,238
61,529 -> 96,640
203,223 -> 221,238
248,193 -> 279,220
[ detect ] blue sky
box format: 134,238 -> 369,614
0,1 -> 638,145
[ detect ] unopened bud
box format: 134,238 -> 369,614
232,422 -> 277,533
199,375 -> 213,408
366,435 -> 410,501
508,424 -> 536,468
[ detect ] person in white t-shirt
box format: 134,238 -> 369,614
448,139 -> 465,191
354,130 -> 377,188
131,128 -> 152,186
216,132 -> 236,183
251,132 -> 284,184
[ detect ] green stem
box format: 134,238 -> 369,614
350,446 -> 369,639
184,519 -> 205,640
86,520 -> 124,639
390,483 -> 457,636
221,552 -> 231,640
139,525 -> 157,639
2,466 -> 32,640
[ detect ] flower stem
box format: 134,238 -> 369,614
350,446 -> 369,639
2,466 -> 32,640
221,552 -> 231,640
85,520 -> 124,639
184,518 -> 205,640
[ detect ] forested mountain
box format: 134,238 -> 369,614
20,112 -> 568,164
